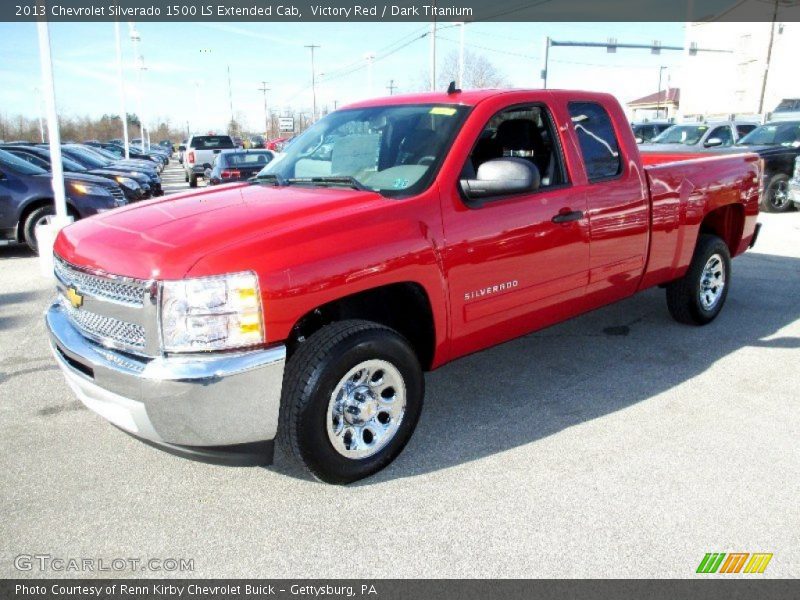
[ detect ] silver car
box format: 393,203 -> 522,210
640,121 -> 758,153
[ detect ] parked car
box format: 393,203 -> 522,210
183,134 -> 236,187
631,121 -> 672,143
83,143 -> 166,176
177,139 -> 188,164
0,144 -> 145,202
0,148 -> 125,252
204,149 -> 275,185
59,144 -> 163,196
639,121 -> 758,152
249,135 -> 265,149
233,137 -> 244,148
46,89 -> 761,483
733,120 -> 800,212
770,98 -> 800,122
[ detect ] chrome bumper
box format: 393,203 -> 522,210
46,300 -> 286,449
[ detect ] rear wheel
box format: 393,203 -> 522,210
22,205 -> 56,254
189,174 -> 198,188
666,234 -> 731,325
184,171 -> 189,183
762,173 -> 793,213
278,320 -> 424,484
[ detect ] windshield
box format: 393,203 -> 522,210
190,136 -> 235,150
651,125 -> 708,145
223,151 -> 273,167
0,148 -> 48,175
737,122 -> 800,146
63,146 -> 110,168
257,104 -> 468,197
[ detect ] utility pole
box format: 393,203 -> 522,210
657,65 -> 668,119
227,64 -> 235,130
258,81 -> 270,136
365,52 -> 376,97
758,0 -> 780,114
458,21 -> 466,88
114,22 -> 130,158
304,44 -> 320,121
430,11 -> 437,91
128,23 -> 148,150
387,79 -> 397,95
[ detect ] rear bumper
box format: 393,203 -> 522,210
46,300 -> 286,462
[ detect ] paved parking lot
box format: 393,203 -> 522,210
1,166 -> 798,578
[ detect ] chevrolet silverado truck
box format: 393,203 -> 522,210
183,135 -> 236,188
46,89 -> 761,484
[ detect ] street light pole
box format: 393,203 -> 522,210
458,21 -> 466,88
430,18 -> 437,91
128,23 -> 148,150
114,22 -> 130,159
541,36 -> 550,89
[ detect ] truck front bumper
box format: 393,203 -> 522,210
45,301 -> 286,465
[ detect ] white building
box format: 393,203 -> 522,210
680,20 -> 800,120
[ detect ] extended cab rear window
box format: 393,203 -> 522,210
568,102 -> 622,182
190,136 -> 235,150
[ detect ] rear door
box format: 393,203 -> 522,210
566,101 -> 649,303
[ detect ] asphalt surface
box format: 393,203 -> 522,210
1,163 -> 798,578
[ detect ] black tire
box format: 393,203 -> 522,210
761,173 -> 793,213
184,172 -> 189,183
189,174 -> 198,188
666,234 -> 731,325
22,205 -> 56,254
278,320 -> 424,484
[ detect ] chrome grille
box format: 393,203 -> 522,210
109,186 -> 126,204
63,300 -> 146,350
54,257 -> 146,307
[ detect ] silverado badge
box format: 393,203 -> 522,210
65,286 -> 83,309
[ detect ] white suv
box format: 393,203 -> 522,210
183,135 -> 235,188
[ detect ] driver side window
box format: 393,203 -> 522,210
708,126 -> 734,147
462,104 -> 566,189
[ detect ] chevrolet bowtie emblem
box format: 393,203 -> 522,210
65,286 -> 83,309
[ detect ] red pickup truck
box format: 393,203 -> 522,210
47,89 -> 761,483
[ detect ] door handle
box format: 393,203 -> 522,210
552,209 -> 584,224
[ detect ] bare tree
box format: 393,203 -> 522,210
415,49 -> 508,92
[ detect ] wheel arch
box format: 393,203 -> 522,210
698,203 -> 745,257
15,197 -> 78,242
286,281 -> 438,371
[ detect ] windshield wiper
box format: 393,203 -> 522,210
254,173 -> 287,186
286,176 -> 371,191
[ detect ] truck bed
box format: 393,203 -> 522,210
639,152 -> 762,290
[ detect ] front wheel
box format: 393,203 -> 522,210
762,173 -> 793,213
22,205 -> 56,254
278,320 -> 424,484
666,234 -> 731,325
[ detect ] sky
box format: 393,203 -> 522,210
0,21 -> 690,133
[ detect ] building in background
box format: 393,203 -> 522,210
680,21 -> 800,121
627,88 -> 680,121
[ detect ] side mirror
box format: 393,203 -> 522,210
705,137 -> 723,148
178,145 -> 186,152
460,158 -> 540,201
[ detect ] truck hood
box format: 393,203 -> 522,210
54,182 -> 384,280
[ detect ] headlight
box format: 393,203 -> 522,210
70,182 -> 110,196
161,272 -> 264,353
115,176 -> 139,188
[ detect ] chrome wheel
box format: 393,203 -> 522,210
769,180 -> 790,210
326,359 -> 406,460
699,253 -> 726,310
